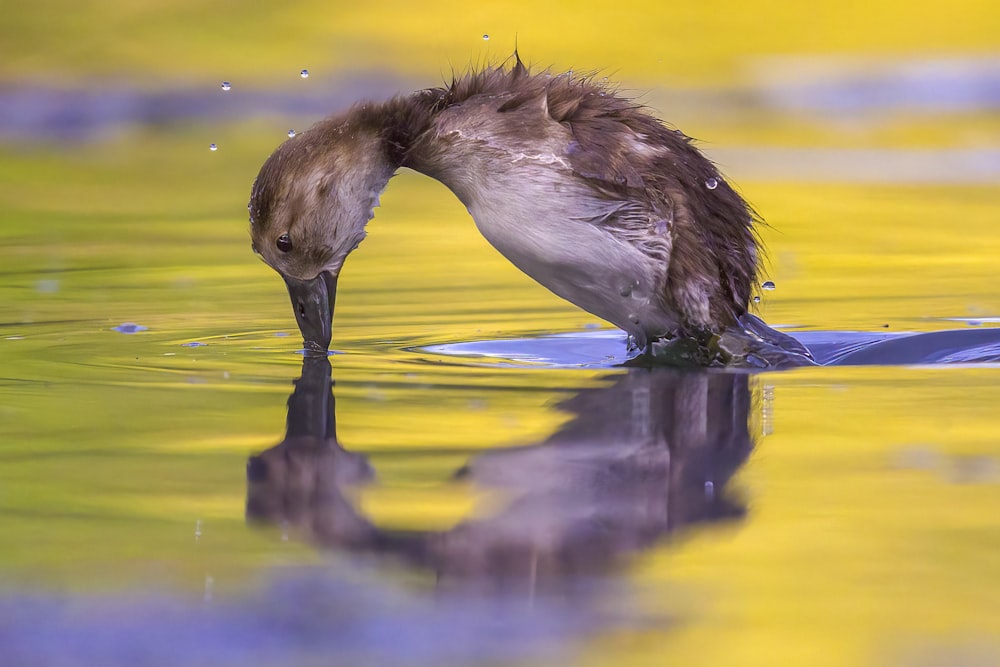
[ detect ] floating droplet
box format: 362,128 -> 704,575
753,295 -> 761,303
482,34 -> 490,40
761,280 -> 776,290
209,143 -> 218,151
221,81 -> 231,91
182,341 -> 207,347
287,129 -> 296,138
705,177 -> 719,190
113,322 -> 148,334
300,69 -> 309,78
704,480 -> 715,499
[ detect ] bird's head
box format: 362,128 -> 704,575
249,123 -> 391,353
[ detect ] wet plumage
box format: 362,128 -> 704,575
249,57 -> 809,365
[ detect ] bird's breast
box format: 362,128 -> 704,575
454,161 -> 677,341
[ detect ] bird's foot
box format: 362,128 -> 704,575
627,316 -> 816,369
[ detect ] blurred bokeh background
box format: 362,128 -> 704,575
1,2 -> 999,667
2,0 -> 998,332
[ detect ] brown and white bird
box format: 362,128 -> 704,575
249,56 -> 811,366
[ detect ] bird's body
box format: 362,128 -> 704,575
250,58 -> 811,365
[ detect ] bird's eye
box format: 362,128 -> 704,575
276,233 -> 292,252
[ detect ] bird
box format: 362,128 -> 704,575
248,55 -> 813,366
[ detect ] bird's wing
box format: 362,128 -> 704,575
536,74 -> 760,328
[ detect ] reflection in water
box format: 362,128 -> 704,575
0,360 -> 763,667
0,359 -> 766,667
247,358 -> 757,593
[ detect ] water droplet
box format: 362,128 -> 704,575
753,295 -> 761,303
182,341 -> 207,347
300,69 -> 309,78
209,143 -> 218,151
704,480 -> 715,499
113,322 -> 147,334
705,177 -> 718,190
36,279 -> 59,293
482,34 -> 489,40
221,81 -> 231,91
194,519 -> 202,541
287,129 -> 296,138
761,280 -> 776,290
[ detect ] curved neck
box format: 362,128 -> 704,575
313,91 -> 444,178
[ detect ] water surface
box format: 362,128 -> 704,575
1,68 -> 999,667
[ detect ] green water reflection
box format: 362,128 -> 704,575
247,357 -> 753,587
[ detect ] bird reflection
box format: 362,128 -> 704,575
247,357 -> 756,593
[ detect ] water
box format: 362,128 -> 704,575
426,328 -> 1000,368
112,322 -> 149,334
1,70 -> 999,667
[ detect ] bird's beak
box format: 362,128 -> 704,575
283,271 -> 338,354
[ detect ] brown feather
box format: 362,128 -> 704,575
249,57 -> 761,339
411,60 -> 759,331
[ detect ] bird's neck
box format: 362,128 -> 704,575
296,92 -> 444,252
316,91 -> 444,182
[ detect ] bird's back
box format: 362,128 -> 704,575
405,59 -> 760,342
